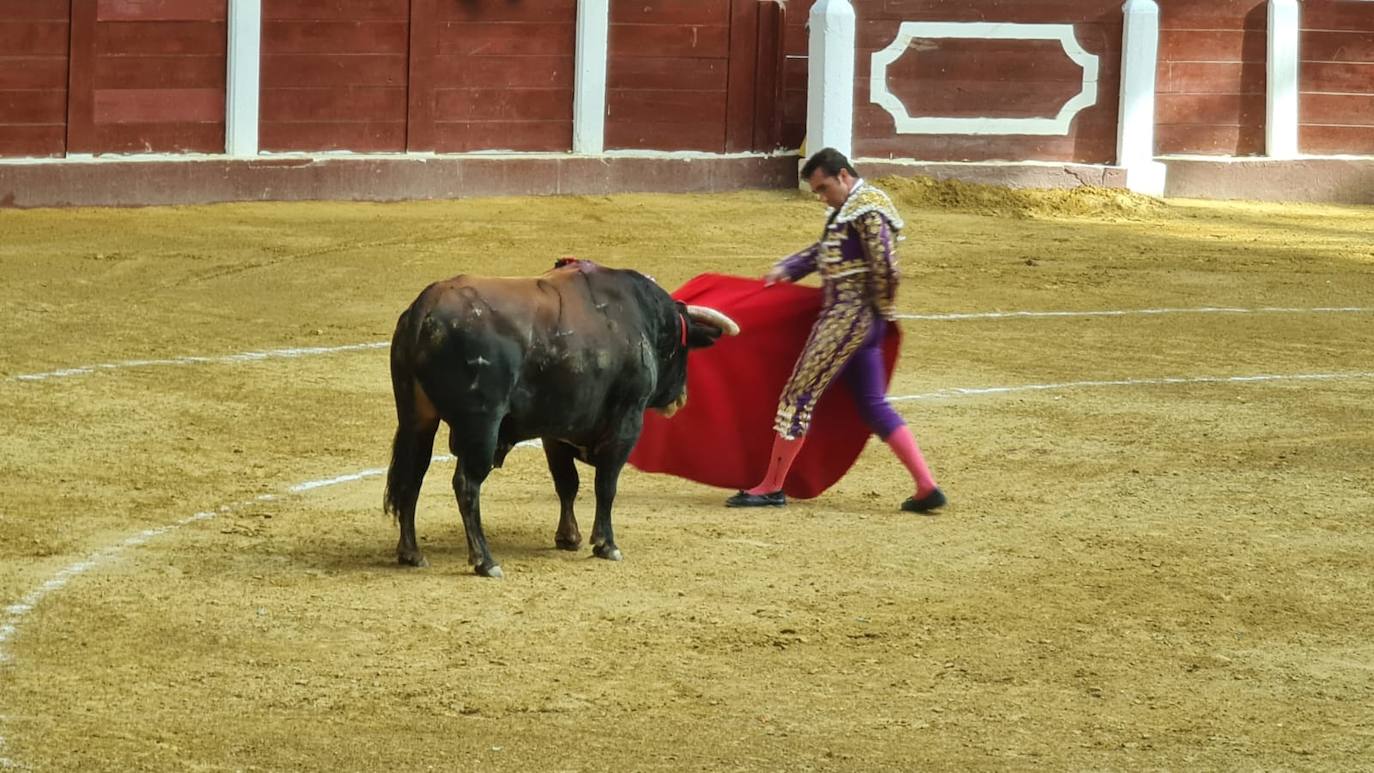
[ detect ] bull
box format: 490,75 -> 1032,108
383,259 -> 739,578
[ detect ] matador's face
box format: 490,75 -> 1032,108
806,168 -> 856,209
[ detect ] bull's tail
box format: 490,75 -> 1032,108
383,305 -> 439,521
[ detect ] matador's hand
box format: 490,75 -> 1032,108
763,266 -> 790,286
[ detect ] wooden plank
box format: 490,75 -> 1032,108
1159,29 -> 1266,63
607,89 -> 728,124
1301,62 -> 1374,95
97,0 -> 225,22
1159,61 -> 1266,94
610,0 -> 729,26
96,54 -> 223,88
258,120 -> 406,151
1303,0 -> 1374,32
0,0 -> 69,20
95,121 -> 222,151
438,0 -> 577,22
872,0 -> 1125,24
752,0 -> 784,151
782,16 -> 807,56
1156,91 -> 1265,124
67,0 -> 98,153
880,40 -> 1100,84
93,87 -> 223,123
608,22 -> 730,59
605,120 -> 724,152
859,19 -> 1123,58
0,90 -> 68,123
1157,123 -> 1265,155
1158,1 -> 1266,30
430,55 -> 573,88
1301,93 -> 1374,126
1302,30 -> 1374,63
0,125 -> 68,156
437,22 -> 575,57
0,58 -> 69,89
260,86 -> 407,122
432,120 -> 571,152
606,57 -> 725,91
433,88 -> 572,122
262,21 -> 408,54
262,0 -> 408,21
0,22 -> 71,55
884,79 -> 1098,118
96,20 -> 226,55
724,0 -> 759,152
1301,124 -> 1374,154
406,0 -> 435,153
260,54 -> 407,88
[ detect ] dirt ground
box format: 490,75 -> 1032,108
2,178 -> 1372,771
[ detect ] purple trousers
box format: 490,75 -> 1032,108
841,322 -> 906,440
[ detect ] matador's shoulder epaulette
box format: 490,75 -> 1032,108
833,184 -> 904,231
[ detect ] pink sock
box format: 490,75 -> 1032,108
747,434 -> 804,494
884,426 -> 938,497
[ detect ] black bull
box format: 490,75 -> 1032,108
383,261 -> 739,578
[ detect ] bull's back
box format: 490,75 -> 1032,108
394,271 -> 649,437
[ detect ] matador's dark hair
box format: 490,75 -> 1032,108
800,147 -> 859,180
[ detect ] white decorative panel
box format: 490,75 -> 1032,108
870,22 -> 1100,137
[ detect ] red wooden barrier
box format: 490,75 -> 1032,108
259,0 -> 409,152
0,0 -> 71,157
66,0 -> 226,154
854,0 -> 1123,164
1301,0 -> 1374,155
1155,0 -> 1267,156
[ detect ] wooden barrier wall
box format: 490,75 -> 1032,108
1301,0 -> 1374,155
2,0 -> 1373,161
1156,0 -> 1267,156
260,0 -> 409,152
606,0 -> 782,152
0,1 -> 70,157
412,0 -> 576,153
71,0 -> 227,154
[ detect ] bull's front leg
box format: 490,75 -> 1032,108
590,454 -> 628,562
543,440 -> 582,550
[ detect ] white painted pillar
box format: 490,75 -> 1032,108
806,0 -> 856,159
1116,0 -> 1166,195
225,0 -> 261,157
573,0 -> 610,154
1267,0 -> 1301,158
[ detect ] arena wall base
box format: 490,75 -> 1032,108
855,160 -> 1130,190
0,154 -> 798,209
1162,157 -> 1374,204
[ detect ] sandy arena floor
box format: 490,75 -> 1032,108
1,180 -> 1372,771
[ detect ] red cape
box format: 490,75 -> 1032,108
628,273 -> 900,499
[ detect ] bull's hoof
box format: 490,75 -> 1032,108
555,536 -> 583,551
398,552 -> 429,568
592,544 -> 623,562
475,563 -> 504,579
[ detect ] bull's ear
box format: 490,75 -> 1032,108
686,320 -> 724,349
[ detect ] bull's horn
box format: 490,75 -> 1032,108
685,305 -> 740,336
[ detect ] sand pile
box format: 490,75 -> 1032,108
878,175 -> 1165,221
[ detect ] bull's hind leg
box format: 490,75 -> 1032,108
450,425 -> 502,578
544,441 -> 582,550
385,419 -> 440,568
